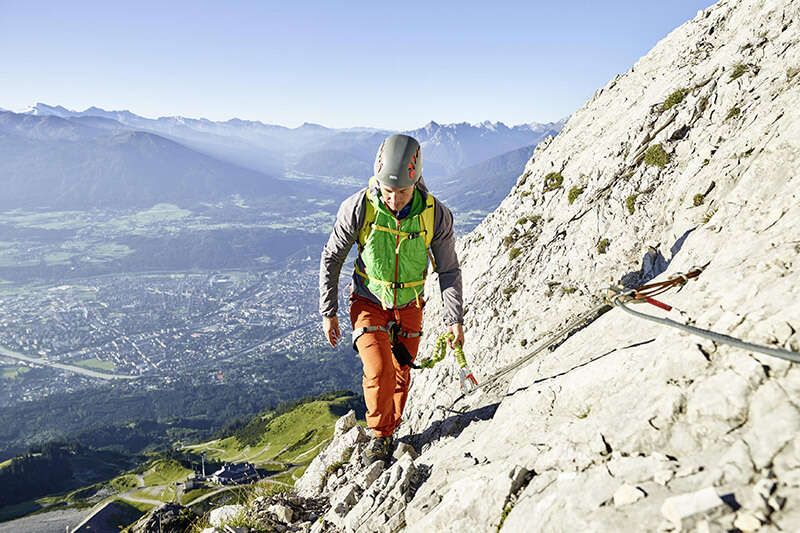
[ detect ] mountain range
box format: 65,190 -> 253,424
1,104 -> 564,212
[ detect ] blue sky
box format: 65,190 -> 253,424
0,1 -> 717,130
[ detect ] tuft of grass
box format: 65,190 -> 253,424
662,88 -> 689,111
702,158 -> 710,167
693,193 -> 705,207
725,106 -> 741,121
519,190 -> 532,197
596,238 -> 610,255
508,247 -> 522,260
561,286 -> 577,295
543,172 -> 564,192
567,186 -> 584,205
502,235 -> 515,248
516,214 -> 541,226
502,286 -> 517,299
787,66 -> 800,80
643,144 -> 669,168
325,459 -> 346,477
702,207 -> 718,224
625,194 -> 637,215
730,62 -> 749,80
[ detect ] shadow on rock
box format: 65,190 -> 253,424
403,402 -> 500,451
618,228 -> 695,289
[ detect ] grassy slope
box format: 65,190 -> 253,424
183,393 -> 361,481
0,391 -> 361,526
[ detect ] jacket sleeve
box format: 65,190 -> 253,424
430,200 -> 464,325
319,191 -> 365,318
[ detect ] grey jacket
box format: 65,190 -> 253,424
319,182 -> 463,326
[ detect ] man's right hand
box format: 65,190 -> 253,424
323,316 -> 341,348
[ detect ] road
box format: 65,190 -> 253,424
0,345 -> 139,380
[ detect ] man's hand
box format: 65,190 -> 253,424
323,316 -> 341,348
448,323 -> 464,349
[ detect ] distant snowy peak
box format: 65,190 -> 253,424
412,118 -> 567,137
19,103 -> 565,137
27,102 -> 74,117
407,118 -> 565,175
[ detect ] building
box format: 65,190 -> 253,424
209,462 -> 260,485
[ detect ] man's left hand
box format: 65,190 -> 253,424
448,323 -> 464,349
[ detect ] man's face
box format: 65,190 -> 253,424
380,184 -> 415,213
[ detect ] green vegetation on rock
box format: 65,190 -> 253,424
516,214 -> 541,226
568,186 -> 584,205
662,88 -> 689,111
625,194 -> 638,215
725,106 -> 741,120
730,62 -> 749,80
543,172 -> 564,192
643,144 -> 669,168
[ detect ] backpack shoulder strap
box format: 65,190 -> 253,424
421,192 -> 436,249
358,184 -> 378,247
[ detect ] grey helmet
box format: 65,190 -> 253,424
373,134 -> 422,188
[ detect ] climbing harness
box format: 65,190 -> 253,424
415,332 -> 479,393
351,321 -> 422,351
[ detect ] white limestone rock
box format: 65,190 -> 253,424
295,416 -> 369,498
334,410 -> 357,437
208,505 -> 245,527
393,442 -> 419,461
354,460 -> 386,490
267,504 -> 294,524
660,487 -> 726,527
345,455 -> 418,533
733,511 -> 763,532
613,484 -> 646,507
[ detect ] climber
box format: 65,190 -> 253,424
319,133 -> 464,462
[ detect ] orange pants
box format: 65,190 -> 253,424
350,296 -> 423,438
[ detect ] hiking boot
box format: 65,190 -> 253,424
364,435 -> 393,464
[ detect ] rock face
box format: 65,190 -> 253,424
284,409 -> 427,532
207,0 -> 800,530
394,0 -> 800,530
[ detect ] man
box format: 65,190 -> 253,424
319,133 -> 464,462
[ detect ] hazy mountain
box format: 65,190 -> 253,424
440,143 -> 537,211
406,119 -> 564,176
0,110 -> 311,209
5,104 -> 565,213
23,103 -> 562,182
